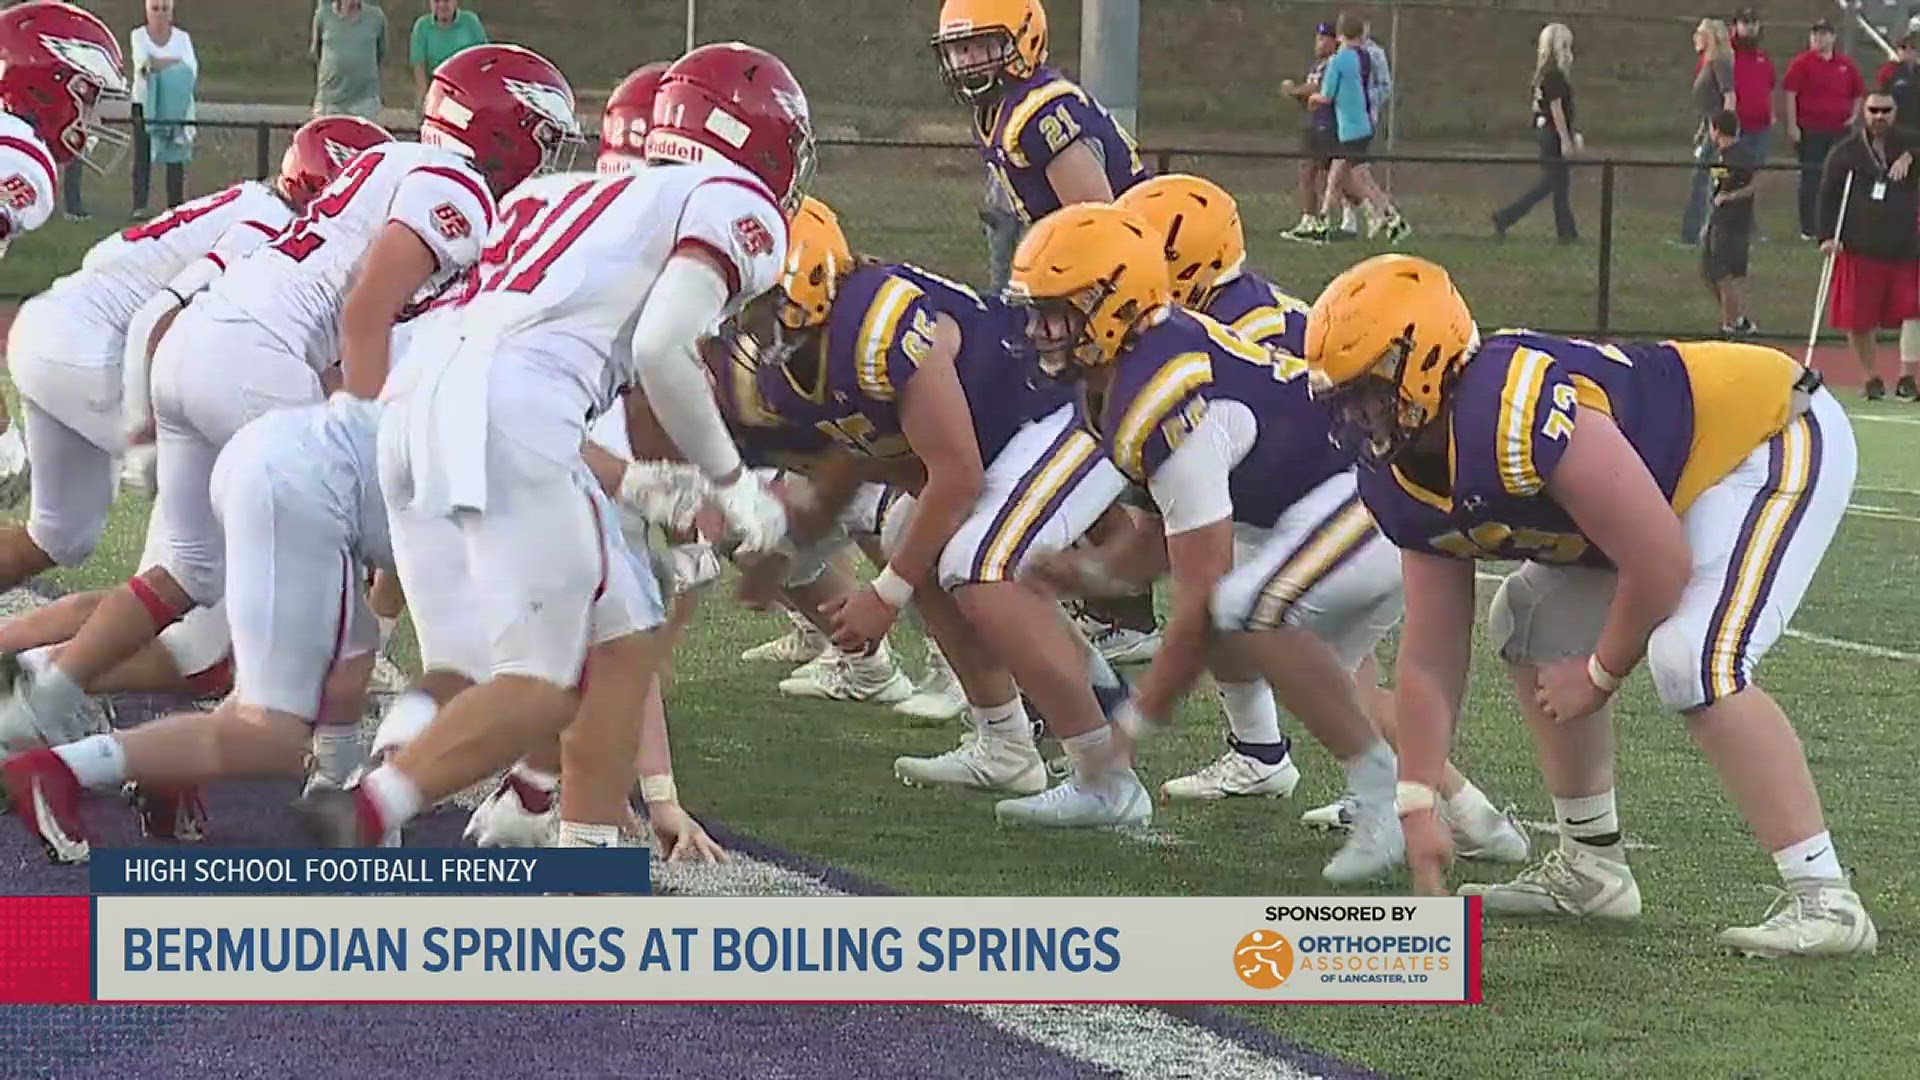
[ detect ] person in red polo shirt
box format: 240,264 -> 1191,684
1786,19 -> 1864,239
1730,9 -> 1778,161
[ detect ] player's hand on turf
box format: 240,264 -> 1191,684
646,801 -> 729,865
821,587 -> 899,653
1403,807 -> 1454,896
711,470 -> 788,555
1534,655 -> 1610,723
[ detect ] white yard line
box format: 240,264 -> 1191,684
1847,412 -> 1920,427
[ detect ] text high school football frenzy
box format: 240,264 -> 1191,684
0,0 -> 1878,961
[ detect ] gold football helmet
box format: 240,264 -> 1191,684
1006,203 -> 1171,377
724,195 -> 851,380
1115,174 -> 1245,309
1304,254 -> 1478,466
932,0 -> 1049,103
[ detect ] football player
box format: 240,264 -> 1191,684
0,46 -> 570,754
0,115 -> 387,603
0,2 -> 129,503
933,0 -> 1161,665
728,196 -> 1143,828
1002,204 -> 1409,882
1305,254 -> 1876,956
294,43 -> 810,849
1104,174 -> 1525,862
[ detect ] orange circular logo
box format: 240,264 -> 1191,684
1232,930 -> 1295,990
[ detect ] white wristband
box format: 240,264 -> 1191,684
1396,781 -> 1439,816
871,565 -> 915,609
1587,654 -> 1623,694
639,774 -> 678,805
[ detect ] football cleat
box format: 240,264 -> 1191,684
463,772 -> 558,847
893,643 -> 967,721
1447,801 -> 1530,864
130,784 -> 207,843
742,609 -> 827,664
1160,747 -> 1301,801
3,748 -> 91,863
1073,613 -> 1162,665
1302,793 -> 1356,831
994,769 -> 1151,830
291,783 -> 382,848
779,645 -> 914,704
1458,843 -> 1642,919
1717,882 -> 1878,958
1322,801 -> 1405,885
895,730 -> 1047,795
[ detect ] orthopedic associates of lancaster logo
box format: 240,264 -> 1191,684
1232,929 -> 1295,991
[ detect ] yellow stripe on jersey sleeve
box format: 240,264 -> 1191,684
1497,347 -> 1553,497
1568,374 -> 1613,417
1229,306 -> 1291,349
1113,351 -> 1213,480
854,277 -> 924,403
1001,80 -> 1084,168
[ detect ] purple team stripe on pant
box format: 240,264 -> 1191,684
1696,415 -> 1819,705
966,423 -> 1089,583
1729,412 -> 1823,673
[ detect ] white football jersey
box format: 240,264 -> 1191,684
41,180 -> 291,330
0,111 -> 58,250
457,158 -> 787,422
201,141 -> 494,376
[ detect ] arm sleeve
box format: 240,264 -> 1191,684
180,30 -> 198,75
632,254 -> 744,479
469,11 -> 489,43
676,179 -> 787,307
1109,351 -> 1214,483
1456,350 -> 1579,499
409,17 -> 428,66
848,278 -> 937,403
1010,86 -> 1105,170
1782,57 -> 1804,94
1146,398 -> 1257,535
388,163 -> 495,273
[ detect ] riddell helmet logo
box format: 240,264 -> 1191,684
1232,930 -> 1294,990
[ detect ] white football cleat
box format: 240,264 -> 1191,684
0,651 -> 102,751
895,730 -> 1047,795
1716,882 -> 1878,958
779,644 -> 914,704
1322,800 -> 1405,885
742,609 -> 827,664
893,643 -> 967,721
1447,801 -> 1530,864
1458,844 -> 1642,919
1302,793 -> 1356,831
1160,748 -> 1301,801
1073,611 -> 1163,665
462,774 -> 558,848
994,769 -> 1151,829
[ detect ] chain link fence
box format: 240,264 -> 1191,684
12,116 -> 1835,343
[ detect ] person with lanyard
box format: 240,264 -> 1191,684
1816,90 -> 1920,400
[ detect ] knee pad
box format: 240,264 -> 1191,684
1645,619 -> 1715,714
1487,565 -> 1610,666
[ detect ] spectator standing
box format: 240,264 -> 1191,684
1492,22 -> 1581,242
129,0 -> 196,217
410,0 -> 485,106
1877,33 -> 1920,137
311,0 -> 388,120
1729,9 -> 1778,160
1817,91 -> 1920,399
1281,22 -> 1341,236
1681,18 -> 1737,244
1289,11 -> 1408,243
1784,19 -> 1863,239
1337,17 -> 1393,237
1703,110 -> 1759,335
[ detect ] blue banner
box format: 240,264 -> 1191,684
89,849 -> 652,896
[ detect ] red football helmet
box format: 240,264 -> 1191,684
420,44 -> 582,197
278,116 -> 393,208
0,2 -> 128,170
643,43 -> 814,215
598,61 -> 669,175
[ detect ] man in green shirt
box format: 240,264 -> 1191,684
311,0 -> 388,119
411,0 -> 487,104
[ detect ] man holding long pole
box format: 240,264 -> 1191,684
1818,90 -> 1920,399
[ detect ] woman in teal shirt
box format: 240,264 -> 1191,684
411,0 -> 487,104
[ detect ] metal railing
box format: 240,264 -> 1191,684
34,119 -> 1839,344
